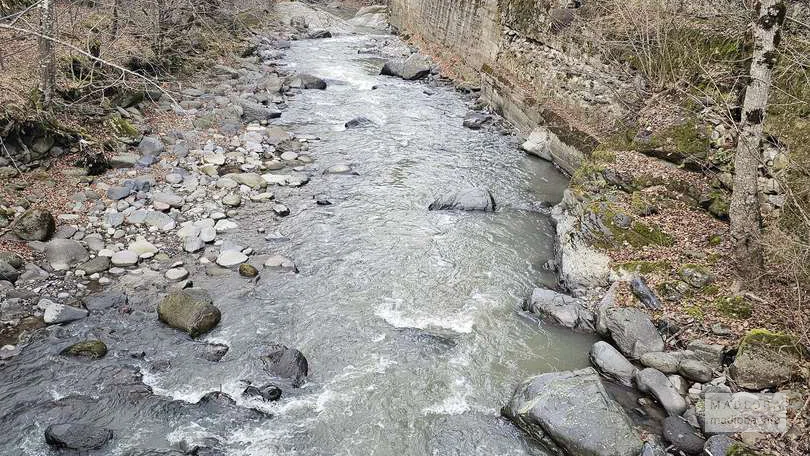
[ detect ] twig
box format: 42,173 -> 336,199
0,136 -> 27,183
0,22 -> 184,110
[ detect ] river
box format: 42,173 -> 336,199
0,31 -> 599,455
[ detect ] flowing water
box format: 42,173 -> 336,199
0,33 -> 599,455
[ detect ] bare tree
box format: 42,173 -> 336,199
38,0 -> 56,107
730,0 -> 787,284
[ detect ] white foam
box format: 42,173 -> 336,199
376,306 -> 475,334
422,378 -> 471,416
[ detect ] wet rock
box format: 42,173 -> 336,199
503,367 -> 642,456
307,29 -> 331,39
603,307 -> 664,359
729,330 -> 805,390
61,340 -> 108,358
242,383 -> 282,402
662,416 -> 705,455
635,368 -> 687,416
158,289 -> 221,337
272,204 -> 290,216
630,275 -> 662,310
216,250 -> 248,267
12,208 -> 56,241
286,73 -> 327,90
344,117 -> 374,129
85,289 -> 128,310
525,288 -> 595,332
462,112 -> 491,130
325,164 -> 354,175
380,53 -> 431,80
589,341 -> 637,387
45,239 -> 90,270
43,300 -> 89,324
263,255 -> 297,272
261,344 -> 308,386
44,423 -> 113,451
200,343 -> 229,362
428,188 -> 495,212
704,435 -> 738,456
678,358 -> 714,383
239,263 -> 258,277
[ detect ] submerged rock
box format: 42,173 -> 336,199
44,423 -> 113,450
428,188 -> 495,212
261,344 -> 308,386
344,117 -> 374,129
157,289 -> 221,337
462,112 -> 491,130
242,383 -> 282,402
502,368 -> 643,456
525,288 -> 595,332
61,340 -> 108,358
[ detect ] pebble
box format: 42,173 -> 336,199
272,204 -> 290,216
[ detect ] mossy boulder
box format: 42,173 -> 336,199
679,264 -> 713,288
239,263 -> 258,278
157,289 -> 221,338
584,202 -> 674,249
12,208 -> 56,241
729,329 -> 808,390
699,190 -> 730,220
61,340 -> 108,359
631,121 -> 711,171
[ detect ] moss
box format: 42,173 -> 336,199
61,340 -> 108,358
684,304 -> 705,320
631,121 -> 711,163
617,260 -> 671,274
570,160 -> 606,190
586,202 -> 674,249
630,191 -> 659,216
708,234 -> 723,246
106,114 -> 139,138
714,295 -> 753,319
738,329 -> 807,357
726,443 -> 760,456
590,148 -> 616,164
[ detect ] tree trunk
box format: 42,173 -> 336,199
38,0 -> 56,107
729,0 -> 786,284
111,0 -> 120,39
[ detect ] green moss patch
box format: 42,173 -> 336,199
714,295 -> 752,319
585,202 -> 674,249
617,260 -> 672,275
737,329 -> 808,358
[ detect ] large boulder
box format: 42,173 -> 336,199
428,188 -> 495,212
61,340 -> 108,358
45,239 -> 90,271
551,193 -> 611,292
12,208 -> 55,241
603,307 -> 664,359
44,423 -> 113,450
589,341 -> 637,387
729,329 -> 807,390
239,99 -> 281,123
261,344 -> 308,386
635,368 -> 687,416
380,53 -> 431,80
348,5 -> 388,29
525,288 -> 595,332
285,73 -> 327,90
520,126 -> 583,167
157,289 -> 221,337
502,368 -> 643,456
